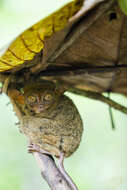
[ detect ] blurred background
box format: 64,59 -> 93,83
0,0 -> 127,189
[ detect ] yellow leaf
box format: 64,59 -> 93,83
0,0 -> 84,72
53,5 -> 70,32
0,60 -> 12,71
9,37 -> 35,61
1,50 -> 24,66
21,28 -> 44,53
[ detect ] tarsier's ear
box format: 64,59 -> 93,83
8,88 -> 25,105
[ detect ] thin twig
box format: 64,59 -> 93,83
68,88 -> 127,115
107,92 -> 115,129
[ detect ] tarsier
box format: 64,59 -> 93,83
7,79 -> 83,190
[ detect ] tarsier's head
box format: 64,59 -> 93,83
23,80 -> 61,114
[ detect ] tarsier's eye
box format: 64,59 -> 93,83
27,95 -> 37,103
44,93 -> 53,101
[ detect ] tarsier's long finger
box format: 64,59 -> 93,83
58,152 -> 79,190
28,143 -> 51,155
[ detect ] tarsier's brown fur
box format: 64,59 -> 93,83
8,80 -> 83,157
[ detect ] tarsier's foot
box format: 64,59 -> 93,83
28,143 -> 51,155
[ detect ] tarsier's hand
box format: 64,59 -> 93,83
8,80 -> 83,158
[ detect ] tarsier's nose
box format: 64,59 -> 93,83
38,104 -> 43,109
34,104 -> 44,113
37,104 -> 44,112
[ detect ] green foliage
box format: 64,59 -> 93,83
118,0 -> 127,15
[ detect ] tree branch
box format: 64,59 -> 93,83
39,64 -> 127,76
32,152 -> 73,190
68,88 -> 127,115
